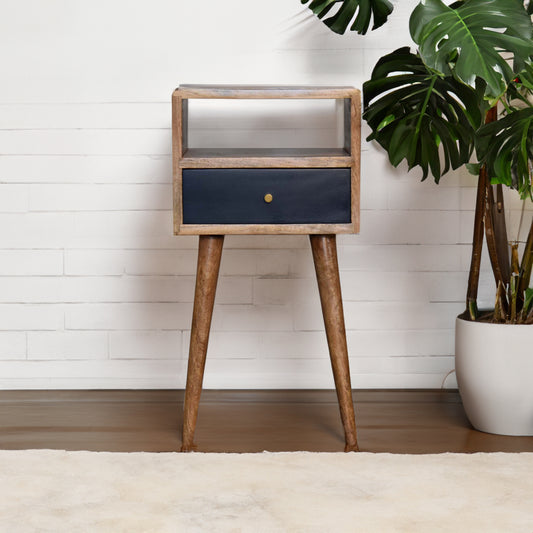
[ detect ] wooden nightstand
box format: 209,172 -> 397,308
172,85 -> 360,452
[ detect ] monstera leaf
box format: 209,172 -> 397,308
475,107 -> 533,199
301,0 -> 393,34
363,48 -> 485,181
513,60 -> 533,92
410,0 -> 533,101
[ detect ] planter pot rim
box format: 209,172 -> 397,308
456,315 -> 533,329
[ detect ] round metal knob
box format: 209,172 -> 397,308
264,193 -> 273,203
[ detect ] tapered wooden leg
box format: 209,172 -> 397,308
181,235 -> 224,452
310,234 -> 359,452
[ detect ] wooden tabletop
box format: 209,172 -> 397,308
174,85 -> 359,99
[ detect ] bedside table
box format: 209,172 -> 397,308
172,85 -> 360,452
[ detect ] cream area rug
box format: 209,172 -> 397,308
1,451 -> 533,533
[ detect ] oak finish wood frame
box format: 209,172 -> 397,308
172,84 -> 360,236
172,85 -> 361,452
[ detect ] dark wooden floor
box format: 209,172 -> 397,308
1,389 -> 532,453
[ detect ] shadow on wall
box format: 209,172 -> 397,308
127,135 -> 317,388
277,9 -> 365,80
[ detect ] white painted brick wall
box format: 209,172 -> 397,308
0,0 -> 530,389
28,331 -> 108,360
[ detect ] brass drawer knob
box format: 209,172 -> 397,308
264,193 -> 273,203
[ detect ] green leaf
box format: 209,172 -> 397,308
376,113 -> 395,131
504,76 -> 533,109
476,107 -> 533,199
301,0 -> 393,34
466,163 -> 481,175
363,48 -> 484,182
410,0 -> 533,100
523,287 -> 533,317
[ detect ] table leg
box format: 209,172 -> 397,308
181,235 -> 224,452
310,234 -> 359,452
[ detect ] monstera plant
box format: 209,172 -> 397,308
303,0 -> 533,435
303,0 -> 533,324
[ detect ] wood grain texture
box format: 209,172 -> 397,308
181,235 -> 224,452
175,85 -> 359,99
173,167 -> 183,235
177,223 -> 355,236
310,234 -> 358,452
181,99 -> 188,155
351,166 -> 360,234
172,85 -> 361,236
2,390 -> 533,453
179,148 -> 351,168
179,156 -> 352,169
343,98 -> 351,155
172,92 -> 185,235
350,93 -> 361,234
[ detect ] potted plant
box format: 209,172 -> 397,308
303,0 -> 533,435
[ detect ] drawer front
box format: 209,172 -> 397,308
182,168 -> 351,225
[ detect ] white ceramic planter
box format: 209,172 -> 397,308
455,316 -> 533,436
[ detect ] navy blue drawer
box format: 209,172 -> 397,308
182,168 -> 351,225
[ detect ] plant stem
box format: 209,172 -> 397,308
466,164 -> 488,320
414,75 -> 437,137
518,217 -> 533,297
510,273 -> 518,322
500,97 -> 513,114
493,281 -> 507,322
493,184 -> 510,283
466,107 -> 498,320
510,245 -> 520,322
485,183 -> 506,288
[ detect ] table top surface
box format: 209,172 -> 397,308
174,85 -> 359,99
